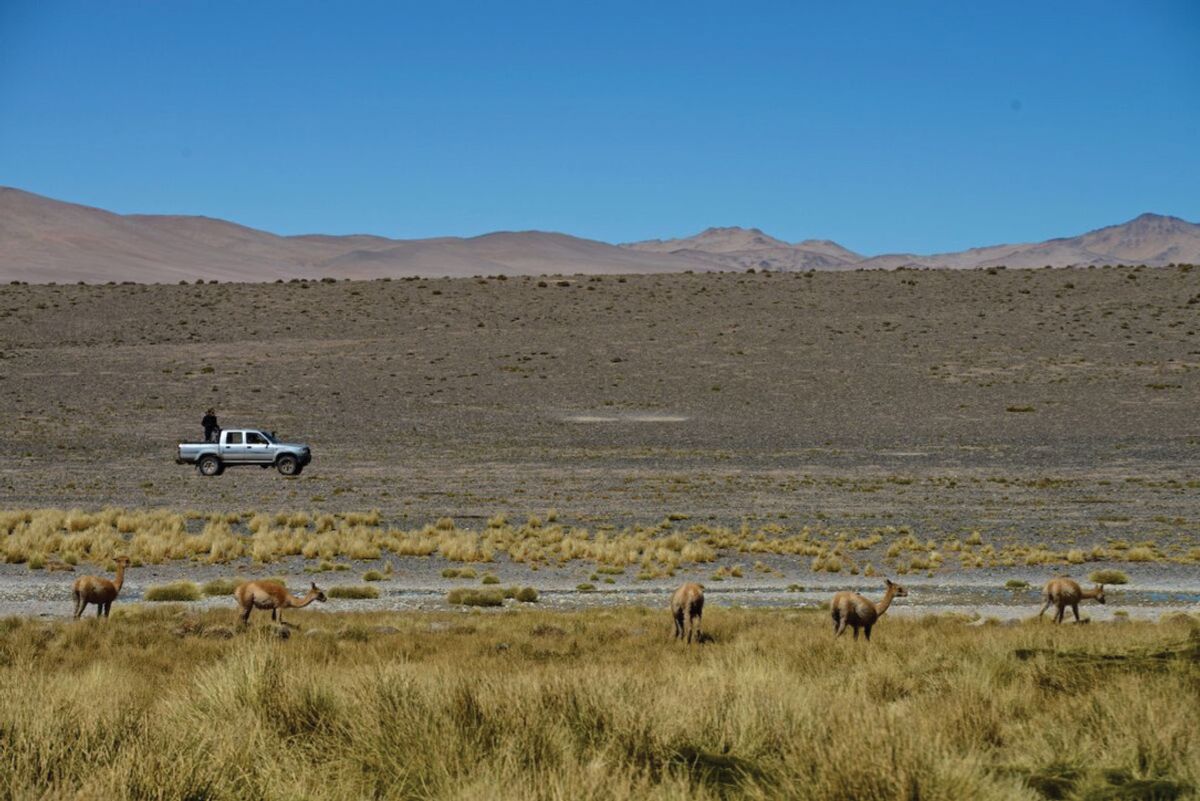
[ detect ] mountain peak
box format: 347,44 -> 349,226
1122,212 -> 1192,230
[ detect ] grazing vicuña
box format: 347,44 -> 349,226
234,580 -> 327,626
670,582 -> 705,644
71,556 -> 130,619
830,578 -> 907,641
1039,577 -> 1106,624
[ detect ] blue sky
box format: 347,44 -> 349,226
1,1 -> 1197,254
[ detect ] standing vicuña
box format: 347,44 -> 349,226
830,579 -> 907,641
72,556 -> 130,619
671,582 -> 705,644
234,580 -> 326,626
1039,577 -> 1105,623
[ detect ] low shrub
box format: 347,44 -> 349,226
446,588 -> 504,607
1089,569 -> 1129,585
144,582 -> 202,602
201,578 -> 240,596
328,585 -> 380,600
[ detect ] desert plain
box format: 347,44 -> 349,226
0,264 -> 1197,614
1,265 -> 1199,801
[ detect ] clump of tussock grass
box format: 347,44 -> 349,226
1089,569 -> 1130,585
446,588 -> 504,607
201,578 -> 241,596
362,570 -> 386,582
327,585 -> 379,600
441,567 -> 477,579
143,581 -> 202,602
5,508 -> 1187,580
480,574 -> 500,585
1005,579 -> 1030,590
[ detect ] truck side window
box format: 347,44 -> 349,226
226,431 -> 243,445
247,432 -> 266,445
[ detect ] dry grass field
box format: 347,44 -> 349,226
0,607 -> 1197,801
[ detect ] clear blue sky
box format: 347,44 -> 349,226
1,1 -> 1197,254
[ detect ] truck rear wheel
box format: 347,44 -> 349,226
276,455 -> 299,476
198,455 -> 223,476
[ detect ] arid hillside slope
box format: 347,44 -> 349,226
0,187 -> 710,283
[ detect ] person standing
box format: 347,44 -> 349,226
202,408 -> 219,442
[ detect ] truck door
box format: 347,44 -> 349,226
223,430 -> 247,463
244,430 -> 272,464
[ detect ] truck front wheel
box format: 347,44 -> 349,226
198,455 -> 223,476
276,455 -> 299,476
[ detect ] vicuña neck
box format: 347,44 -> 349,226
288,591 -> 317,609
113,563 -> 126,592
875,587 -> 898,617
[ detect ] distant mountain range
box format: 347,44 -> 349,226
626,214 -> 1200,272
2,186 -> 1197,283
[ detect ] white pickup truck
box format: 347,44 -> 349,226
176,428 -> 312,476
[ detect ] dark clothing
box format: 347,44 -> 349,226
202,414 -> 219,443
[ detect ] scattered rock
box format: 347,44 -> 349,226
495,642 -> 510,651
429,621 -> 451,632
203,625 -> 235,640
271,625 -> 291,640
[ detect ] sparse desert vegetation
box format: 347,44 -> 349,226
0,608 -> 1196,800
1,508 -> 1194,581
0,269 -> 1196,538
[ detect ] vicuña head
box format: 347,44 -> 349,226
235,579 -> 326,627
829,578 -> 907,642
